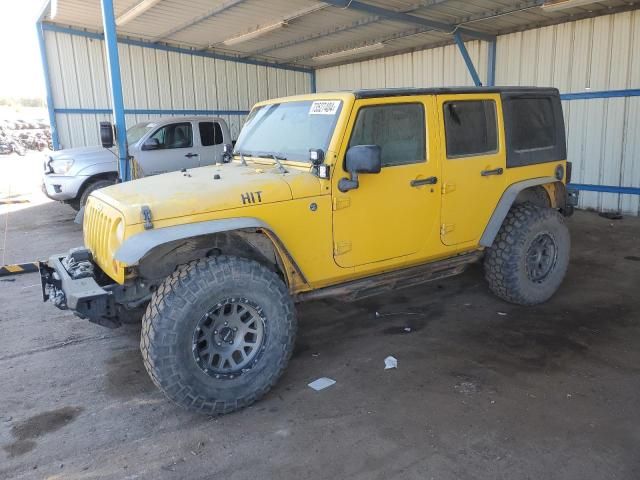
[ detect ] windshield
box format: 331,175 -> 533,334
234,100 -> 343,162
126,122 -> 154,145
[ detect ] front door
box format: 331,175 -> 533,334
437,94 -> 506,246
137,121 -> 200,176
332,97 -> 440,268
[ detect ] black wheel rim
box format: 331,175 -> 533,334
526,232 -> 558,283
192,298 -> 266,379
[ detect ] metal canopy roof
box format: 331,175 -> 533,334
42,0 -> 638,70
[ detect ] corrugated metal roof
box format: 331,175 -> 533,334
43,0 -> 639,69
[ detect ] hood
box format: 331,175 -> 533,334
92,162 -> 322,225
51,145 -> 114,163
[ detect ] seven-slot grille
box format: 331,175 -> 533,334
83,198 -> 118,279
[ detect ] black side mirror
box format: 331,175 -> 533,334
222,143 -> 233,163
142,138 -> 160,151
338,145 -> 382,192
100,121 -> 114,148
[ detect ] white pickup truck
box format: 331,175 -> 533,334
42,116 -> 232,210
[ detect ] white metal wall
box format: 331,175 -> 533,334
316,11 -> 640,215
43,28 -> 311,148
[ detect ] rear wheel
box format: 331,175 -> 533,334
484,203 -> 570,305
140,256 -> 296,415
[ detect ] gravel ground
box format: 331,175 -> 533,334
1,160 -> 639,479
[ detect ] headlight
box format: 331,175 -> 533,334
115,217 -> 125,242
50,158 -> 74,174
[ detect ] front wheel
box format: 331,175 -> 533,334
141,256 -> 297,415
484,203 -> 570,305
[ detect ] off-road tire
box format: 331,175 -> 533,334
66,199 -> 82,212
484,203 -> 570,305
140,256 -> 297,415
79,179 -> 115,209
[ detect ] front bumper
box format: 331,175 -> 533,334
40,249 -> 120,328
42,174 -> 88,201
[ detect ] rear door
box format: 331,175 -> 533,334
136,121 -> 200,175
437,94 -> 506,246
196,121 -> 225,165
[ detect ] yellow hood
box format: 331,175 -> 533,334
92,162 -> 321,225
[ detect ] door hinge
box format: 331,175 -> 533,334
334,241 -> 352,255
440,223 -> 455,236
441,183 -> 456,194
333,196 -> 351,211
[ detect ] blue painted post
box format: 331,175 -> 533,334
310,70 -> 317,93
35,21 -> 60,150
453,32 -> 482,87
100,0 -> 129,181
487,38 -> 496,87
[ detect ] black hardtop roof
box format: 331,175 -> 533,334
352,86 -> 560,99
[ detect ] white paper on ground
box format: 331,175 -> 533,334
384,356 -> 398,370
308,377 -> 336,391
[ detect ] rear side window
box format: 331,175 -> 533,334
510,98 -> 555,150
502,92 -> 566,167
349,103 -> 425,167
199,122 -> 223,146
444,100 -> 497,158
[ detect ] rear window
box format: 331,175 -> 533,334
443,100 -> 497,158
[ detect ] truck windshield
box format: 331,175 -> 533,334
126,123 -> 154,145
234,100 -> 343,162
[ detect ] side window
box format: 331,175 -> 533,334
150,122 -> 193,149
443,100 -> 497,158
348,103 -> 425,167
199,122 -> 224,146
509,97 -> 555,151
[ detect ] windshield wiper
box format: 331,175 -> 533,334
258,153 -> 288,174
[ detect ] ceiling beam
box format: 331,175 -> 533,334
247,0 -> 452,57
152,0 -> 247,42
285,26 -> 441,63
116,0 -> 163,26
321,0 -> 495,41
248,15 -> 382,56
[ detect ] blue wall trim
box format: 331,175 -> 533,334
41,22 -> 313,74
560,89 -> 640,101
54,108 -> 251,116
36,21 -> 60,150
569,184 -> 640,195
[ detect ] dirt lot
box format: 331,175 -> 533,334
1,166 -> 639,479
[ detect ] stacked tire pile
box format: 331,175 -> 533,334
0,119 -> 52,156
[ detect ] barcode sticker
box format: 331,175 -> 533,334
309,100 -> 340,115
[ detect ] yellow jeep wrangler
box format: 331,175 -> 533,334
41,87 -> 575,414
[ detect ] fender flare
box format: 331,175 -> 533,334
115,217 -> 272,265
479,177 -> 558,247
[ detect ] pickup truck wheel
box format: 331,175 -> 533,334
483,203 -> 570,305
79,179 -> 115,208
140,256 -> 296,415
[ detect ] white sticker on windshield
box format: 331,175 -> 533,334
309,100 -> 340,115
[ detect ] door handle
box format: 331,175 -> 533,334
184,153 -> 198,158
481,167 -> 503,176
411,176 -> 438,187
